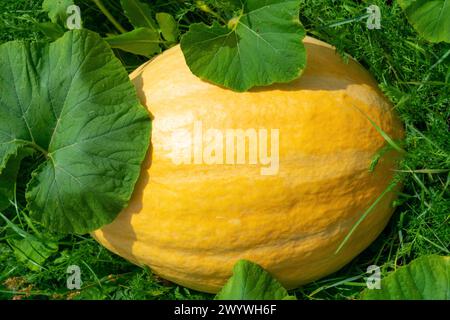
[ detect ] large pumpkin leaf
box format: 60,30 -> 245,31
215,260 -> 296,300
0,30 -> 151,234
361,255 -> 450,300
180,0 -> 306,92
397,0 -> 450,43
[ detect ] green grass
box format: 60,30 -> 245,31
0,0 -> 448,300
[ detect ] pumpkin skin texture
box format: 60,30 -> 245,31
93,36 -> 404,293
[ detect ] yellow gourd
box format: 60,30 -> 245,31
93,36 -> 404,293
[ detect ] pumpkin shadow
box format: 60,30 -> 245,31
190,42 -> 374,93
97,74 -> 155,266
249,42 -> 376,93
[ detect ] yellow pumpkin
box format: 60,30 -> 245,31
93,36 -> 404,293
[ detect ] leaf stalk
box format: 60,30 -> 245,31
91,0 -> 127,34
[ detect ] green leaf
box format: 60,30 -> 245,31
0,146 -> 34,211
361,255 -> 450,300
215,260 -> 296,300
156,12 -> 179,43
180,0 -> 306,92
120,0 -> 158,30
398,0 -> 450,43
0,211 -> 59,271
9,237 -> 58,271
0,30 -> 151,234
105,27 -> 161,57
42,0 -> 74,26
35,22 -> 65,40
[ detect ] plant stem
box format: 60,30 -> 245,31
195,1 -> 227,24
13,139 -> 49,160
323,14 -> 370,29
91,0 -> 127,34
28,141 -> 49,158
